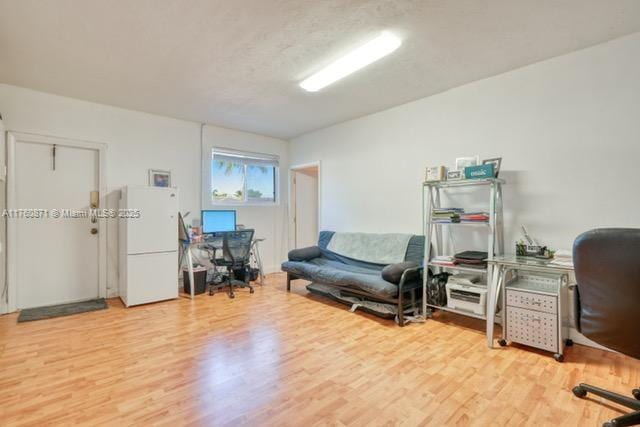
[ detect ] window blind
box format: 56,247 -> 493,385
212,148 -> 279,168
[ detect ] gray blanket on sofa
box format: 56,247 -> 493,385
326,232 -> 413,265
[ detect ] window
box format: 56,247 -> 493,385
210,148 -> 278,204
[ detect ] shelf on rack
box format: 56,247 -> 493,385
427,263 -> 488,273
423,178 -> 505,188
427,304 -> 502,322
428,221 -> 490,226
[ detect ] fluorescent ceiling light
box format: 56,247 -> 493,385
299,31 -> 402,92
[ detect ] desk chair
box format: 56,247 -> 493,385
208,229 -> 255,298
572,228 -> 640,427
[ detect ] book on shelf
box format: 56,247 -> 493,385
431,208 -> 464,223
550,249 -> 573,267
454,250 -> 488,269
431,255 -> 456,266
433,207 -> 464,213
459,212 -> 489,222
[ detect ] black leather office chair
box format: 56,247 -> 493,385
208,229 -> 255,298
572,228 -> 640,427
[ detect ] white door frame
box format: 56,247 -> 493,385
288,161 -> 321,250
5,131 -> 108,313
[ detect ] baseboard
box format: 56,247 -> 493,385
263,265 -> 282,275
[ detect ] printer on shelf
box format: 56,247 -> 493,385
446,273 -> 487,316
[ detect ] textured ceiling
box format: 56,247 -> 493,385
1,0 -> 640,139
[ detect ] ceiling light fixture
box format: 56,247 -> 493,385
299,31 -> 402,92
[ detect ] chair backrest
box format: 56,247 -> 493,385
222,229 -> 255,267
573,228 -> 640,359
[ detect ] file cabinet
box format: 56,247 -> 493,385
499,272 -> 569,362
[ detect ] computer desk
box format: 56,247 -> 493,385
180,237 -> 265,299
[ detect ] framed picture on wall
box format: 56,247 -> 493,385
455,156 -> 479,171
482,157 -> 502,177
149,169 -> 172,187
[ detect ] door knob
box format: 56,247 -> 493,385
90,228 -> 98,235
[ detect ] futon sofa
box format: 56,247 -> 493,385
281,231 -> 425,326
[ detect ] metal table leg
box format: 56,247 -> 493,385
486,264 -> 504,348
252,239 -> 265,285
186,245 -> 195,299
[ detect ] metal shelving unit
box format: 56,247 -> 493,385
427,263 -> 488,274
421,178 -> 505,321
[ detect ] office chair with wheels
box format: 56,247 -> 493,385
209,229 -> 255,298
571,228 -> 640,427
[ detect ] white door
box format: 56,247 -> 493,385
14,140 -> 100,309
293,167 -> 319,248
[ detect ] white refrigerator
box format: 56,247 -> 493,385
119,186 -> 179,307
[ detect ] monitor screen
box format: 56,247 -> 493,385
178,212 -> 189,242
202,210 -> 236,233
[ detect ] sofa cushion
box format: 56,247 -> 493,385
282,258 -> 398,298
288,246 -> 321,262
381,261 -> 419,284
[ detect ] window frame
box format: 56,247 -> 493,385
209,148 -> 280,206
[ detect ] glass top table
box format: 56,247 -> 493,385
488,255 -> 574,272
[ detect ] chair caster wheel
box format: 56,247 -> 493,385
250,288 -> 255,294
554,353 -> 564,362
573,386 -> 587,398
565,339 -> 574,347
498,339 -> 507,347
633,388 -> 640,400
230,294 -> 235,299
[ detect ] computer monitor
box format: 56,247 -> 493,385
178,212 -> 189,242
201,210 -> 236,234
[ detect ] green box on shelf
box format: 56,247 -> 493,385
464,164 -> 495,180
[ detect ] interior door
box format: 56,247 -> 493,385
293,168 -> 319,248
14,141 -> 99,309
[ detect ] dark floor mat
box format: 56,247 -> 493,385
17,298 -> 108,322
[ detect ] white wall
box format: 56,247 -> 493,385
201,125 -> 289,273
0,84 -> 288,299
289,33 -> 640,252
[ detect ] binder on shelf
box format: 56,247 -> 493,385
464,164 -> 494,180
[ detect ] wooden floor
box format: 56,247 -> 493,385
1,273 -> 638,426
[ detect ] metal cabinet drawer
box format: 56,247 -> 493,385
506,289 -> 557,314
506,306 -> 558,353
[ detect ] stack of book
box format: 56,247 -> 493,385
460,212 -> 489,223
550,249 -> 573,267
454,251 -> 488,269
432,207 -> 464,223
431,255 -> 456,266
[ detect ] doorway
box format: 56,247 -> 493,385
290,163 -> 320,249
6,132 -> 107,311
